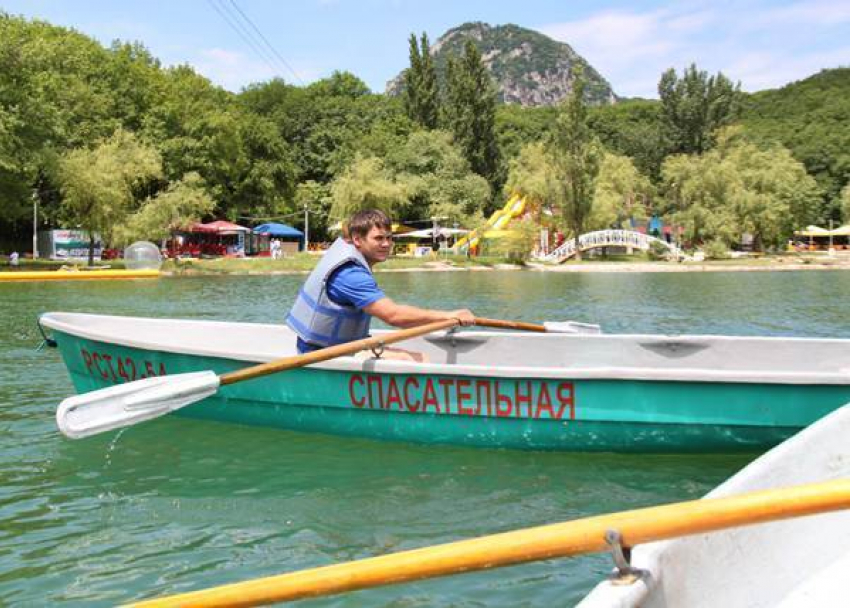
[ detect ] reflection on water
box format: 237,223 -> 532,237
2,270 -> 849,605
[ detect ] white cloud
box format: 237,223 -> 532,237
755,0 -> 850,27
538,7 -> 707,97
537,2 -> 850,98
731,46 -> 850,90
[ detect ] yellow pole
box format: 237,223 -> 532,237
127,478 -> 850,608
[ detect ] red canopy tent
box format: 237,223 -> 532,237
190,221 -> 251,235
168,221 -> 251,257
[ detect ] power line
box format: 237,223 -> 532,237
227,0 -> 304,84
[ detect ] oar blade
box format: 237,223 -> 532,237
56,371 -> 220,439
543,321 -> 602,334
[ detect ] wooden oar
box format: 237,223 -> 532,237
56,318 -> 460,439
127,478 -> 850,607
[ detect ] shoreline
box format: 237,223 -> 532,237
524,260 -> 850,273
158,258 -> 850,276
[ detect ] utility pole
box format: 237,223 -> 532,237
32,190 -> 39,259
303,205 -> 310,252
431,216 -> 438,251
430,216 -> 447,252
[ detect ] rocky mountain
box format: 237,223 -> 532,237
386,22 -> 617,107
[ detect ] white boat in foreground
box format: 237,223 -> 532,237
578,403 -> 850,607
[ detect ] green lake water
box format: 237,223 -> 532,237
3,269 -> 850,606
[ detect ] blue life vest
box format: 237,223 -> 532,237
286,238 -> 373,348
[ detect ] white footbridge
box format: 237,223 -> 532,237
537,229 -> 681,263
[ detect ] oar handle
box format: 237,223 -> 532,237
220,318 -> 459,386
474,317 -> 546,333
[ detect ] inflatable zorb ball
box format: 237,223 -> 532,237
123,241 -> 162,270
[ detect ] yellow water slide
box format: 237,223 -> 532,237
455,195 -> 526,252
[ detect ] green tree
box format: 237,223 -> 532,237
114,172 -> 214,245
504,142 -> 550,204
842,184 -> 850,224
295,180 -> 332,241
658,64 -> 741,155
588,153 -> 652,231
443,41 -> 502,204
240,73 -> 411,187
56,129 -> 162,265
328,157 -> 408,221
588,99 -> 666,182
144,67 -> 296,221
741,68 -> 850,218
547,70 -> 602,260
329,131 -> 490,227
388,130 -> 490,225
403,33 -> 439,129
659,129 -> 821,250
0,14 -> 152,221
659,153 -> 737,247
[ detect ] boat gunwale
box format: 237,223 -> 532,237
39,312 -> 850,385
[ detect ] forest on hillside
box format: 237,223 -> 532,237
1,13 -> 848,254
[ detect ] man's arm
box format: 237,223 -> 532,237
364,297 -> 475,328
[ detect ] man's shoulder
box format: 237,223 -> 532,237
329,261 -> 372,285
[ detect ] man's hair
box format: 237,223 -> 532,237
346,209 -> 392,239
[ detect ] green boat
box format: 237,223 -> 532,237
40,312 -> 850,452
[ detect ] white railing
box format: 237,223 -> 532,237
537,229 -> 681,263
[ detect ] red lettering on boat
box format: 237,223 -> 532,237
404,377 -> 421,412
367,375 -> 384,409
117,357 -> 130,382
536,383 -> 556,419
126,357 -> 137,381
386,377 -> 403,410
80,348 -> 94,374
475,380 -> 491,416
438,378 -> 454,413
456,379 -> 475,415
422,378 -> 440,413
556,383 -> 575,420
91,353 -> 110,380
494,381 -> 512,417
515,380 -> 533,418
349,374 -> 366,408
101,354 -> 117,382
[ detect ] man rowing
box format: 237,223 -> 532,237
286,209 -> 475,361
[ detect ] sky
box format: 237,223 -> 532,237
3,0 -> 849,98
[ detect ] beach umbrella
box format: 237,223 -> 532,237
794,225 -> 830,249
794,225 -> 830,236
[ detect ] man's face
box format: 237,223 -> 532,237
352,225 -> 393,265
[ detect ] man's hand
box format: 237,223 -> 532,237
450,309 -> 475,326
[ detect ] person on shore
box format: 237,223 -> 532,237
287,209 -> 475,361
9,251 -> 19,266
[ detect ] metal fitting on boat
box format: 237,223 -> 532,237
604,529 -> 646,585
370,340 -> 385,359
36,316 -> 57,350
